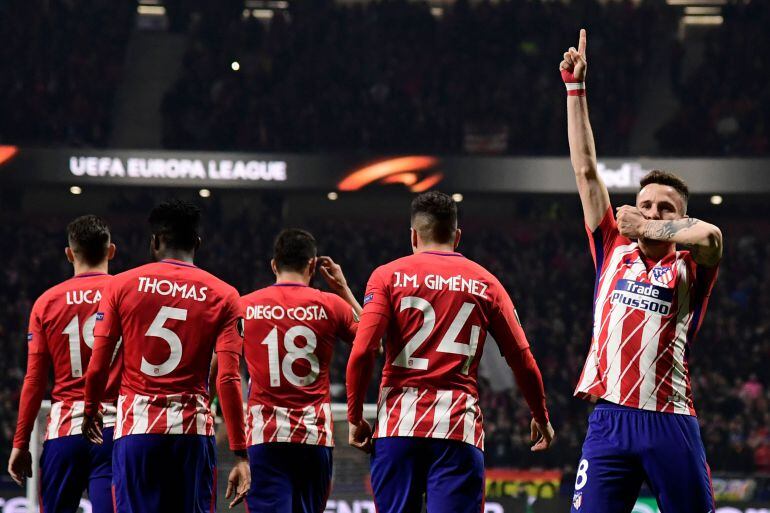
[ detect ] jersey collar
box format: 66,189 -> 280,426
272,282 -> 309,287
422,250 -> 464,257
160,258 -> 197,268
73,271 -> 109,278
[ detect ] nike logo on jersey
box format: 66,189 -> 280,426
610,279 -> 673,315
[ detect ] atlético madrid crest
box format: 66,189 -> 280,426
650,266 -> 674,287
573,491 -> 583,509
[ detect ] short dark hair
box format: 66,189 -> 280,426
67,215 -> 111,266
411,191 -> 458,244
148,200 -> 201,251
639,170 -> 689,207
273,228 -> 317,273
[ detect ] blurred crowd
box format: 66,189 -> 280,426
1,0 -> 768,157
162,0 -> 667,155
657,1 -> 770,156
0,0 -> 134,146
1,190 -> 769,479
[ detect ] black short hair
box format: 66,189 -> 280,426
410,191 -> 458,244
639,170 -> 689,207
273,228 -> 317,273
148,200 -> 201,251
67,215 -> 111,266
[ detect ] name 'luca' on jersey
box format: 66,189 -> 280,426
392,271 -> 489,299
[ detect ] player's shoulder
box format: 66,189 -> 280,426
371,254 -> 423,276
316,288 -> 348,310
240,284 -> 276,302
188,266 -> 239,299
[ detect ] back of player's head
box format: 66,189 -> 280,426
411,191 -> 458,244
639,170 -> 689,210
148,200 -> 201,251
67,215 -> 112,266
273,228 -> 317,273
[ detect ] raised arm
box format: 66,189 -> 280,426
318,256 -> 363,319
561,29 -> 611,230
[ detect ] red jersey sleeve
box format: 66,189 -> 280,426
488,281 -> 549,424
13,298 -> 51,449
586,207 -> 623,271
331,294 -> 358,343
85,279 -> 122,416
215,287 -> 247,451
346,268 -> 391,424
93,278 -> 123,342
215,289 -> 244,355
686,253 -> 720,345
27,297 -> 48,355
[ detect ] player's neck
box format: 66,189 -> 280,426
157,250 -> 195,264
415,244 -> 457,254
275,271 -> 310,286
638,239 -> 675,262
72,260 -> 108,277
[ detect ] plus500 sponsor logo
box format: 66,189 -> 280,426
610,279 -> 673,315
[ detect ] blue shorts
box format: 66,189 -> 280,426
246,443 -> 333,513
570,401 -> 715,513
112,434 -> 216,513
39,427 -> 114,513
370,437 -> 484,513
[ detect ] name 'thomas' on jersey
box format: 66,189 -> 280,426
93,259 -> 243,439
241,284 -> 357,447
575,209 -> 719,415
362,251 -> 546,450
14,273 -> 121,446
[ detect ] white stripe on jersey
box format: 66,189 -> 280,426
428,390 -> 454,438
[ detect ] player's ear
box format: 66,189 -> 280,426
308,257 -> 317,276
410,228 -> 418,252
194,236 -> 201,251
152,234 -> 160,251
453,229 -> 462,250
107,243 -> 117,261
65,247 -> 75,264
270,259 -> 278,276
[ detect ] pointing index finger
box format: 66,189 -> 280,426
578,28 -> 587,56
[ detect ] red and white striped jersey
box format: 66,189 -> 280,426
14,273 -> 122,447
45,401 -> 118,440
92,259 -> 243,440
241,283 -> 357,447
115,393 -> 213,436
356,251 -> 547,451
575,209 -> 719,415
375,387 -> 484,448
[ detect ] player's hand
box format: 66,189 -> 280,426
616,205 -> 648,239
530,418 -> 555,452
348,419 -> 373,453
225,457 -> 251,508
559,28 -> 587,82
317,256 -> 350,296
82,410 -> 104,445
8,448 -> 32,486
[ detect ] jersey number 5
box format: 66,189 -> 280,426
393,296 -> 481,374
142,306 -> 187,377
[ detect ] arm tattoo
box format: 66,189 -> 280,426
643,218 -> 698,241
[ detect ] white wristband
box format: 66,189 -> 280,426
565,82 -> 586,91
